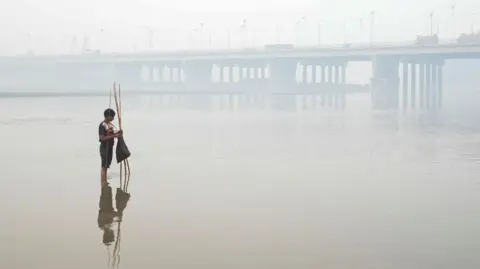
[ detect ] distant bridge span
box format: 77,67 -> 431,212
0,42 -> 479,110
1,43 -> 480,63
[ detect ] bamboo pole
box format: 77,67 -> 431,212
118,84 -> 131,190
112,83 -> 122,184
112,83 -> 131,191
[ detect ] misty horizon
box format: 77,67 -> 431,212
1,0 -> 480,55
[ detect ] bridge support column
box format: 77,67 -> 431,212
338,62 -> 347,109
371,56 -> 400,110
437,63 -> 443,108
216,65 -> 223,83
425,63 -> 432,109
172,67 -> 181,83
430,60 -> 444,109
310,65 -> 314,83
401,57 -> 444,110
329,65 -> 334,83
401,61 -> 420,109
339,64 -> 346,84
401,62 -> 408,109
399,57 -> 444,110
410,63 -> 416,108
231,66 -> 236,82
319,65 -> 324,83
431,63 -> 437,108
302,65 -> 308,83
258,66 -> 264,79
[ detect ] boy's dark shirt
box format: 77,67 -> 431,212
98,121 -> 115,148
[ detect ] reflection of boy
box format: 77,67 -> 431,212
98,108 -> 122,187
98,185 -> 116,245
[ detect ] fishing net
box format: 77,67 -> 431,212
115,136 -> 131,163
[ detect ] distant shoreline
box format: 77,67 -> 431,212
0,87 -> 370,98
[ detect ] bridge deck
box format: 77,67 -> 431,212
2,43 -> 480,63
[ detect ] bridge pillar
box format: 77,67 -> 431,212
400,57 -> 444,110
302,65 -> 308,83
257,66 -> 264,79
401,62 -> 408,109
425,63 -> 432,109
312,65 -> 317,83
430,60 -> 444,108
419,63 -> 425,108
437,63 -> 443,108
299,61 -> 346,109
339,64 -> 347,84
322,64 -> 328,83
336,64 -> 341,83
410,62 -> 416,108
218,65 -> 224,83
371,56 -> 400,110
329,65 -> 334,83
230,66 -> 236,82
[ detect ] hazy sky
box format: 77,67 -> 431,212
1,0 -> 479,54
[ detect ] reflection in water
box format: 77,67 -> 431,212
98,171 -> 131,269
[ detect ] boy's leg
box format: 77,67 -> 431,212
107,146 -> 113,175
105,147 -> 113,179
100,147 -> 109,187
101,168 -> 108,187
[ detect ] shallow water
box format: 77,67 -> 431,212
0,95 -> 479,269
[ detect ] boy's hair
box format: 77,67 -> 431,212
104,108 -> 116,117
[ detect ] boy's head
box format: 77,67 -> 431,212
104,108 -> 115,122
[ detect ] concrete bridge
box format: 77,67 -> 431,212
1,42 -> 480,110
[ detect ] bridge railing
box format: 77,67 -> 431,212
96,38 -> 464,56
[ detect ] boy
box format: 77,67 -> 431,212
99,108 -> 122,187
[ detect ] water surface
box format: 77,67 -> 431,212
0,95 -> 479,269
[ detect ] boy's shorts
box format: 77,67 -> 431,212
100,146 -> 113,169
